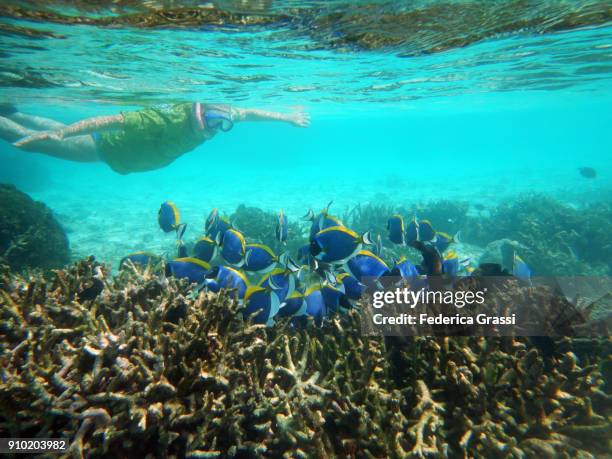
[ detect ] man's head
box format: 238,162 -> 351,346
201,103 -> 234,132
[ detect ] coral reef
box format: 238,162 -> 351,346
1,258 -> 610,457
230,204 -> 306,255
407,200 -> 470,237
309,195 -> 612,277
341,200 -> 470,263
464,194 -> 612,276
0,184 -> 69,272
342,201 -> 395,238
341,200 -> 470,241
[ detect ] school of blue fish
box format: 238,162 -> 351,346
119,201 -> 532,326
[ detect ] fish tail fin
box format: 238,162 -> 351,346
268,275 -> 280,290
296,266 -> 305,283
361,231 -> 373,246
310,257 -> 319,272
285,255 -> 301,273
176,223 -> 187,241
234,258 -> 245,268
324,270 -> 337,285
303,209 -> 315,221
177,242 -> 188,258
454,230 -> 462,243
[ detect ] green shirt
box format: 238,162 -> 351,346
98,103 -> 204,174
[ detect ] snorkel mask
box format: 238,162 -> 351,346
202,104 -> 234,132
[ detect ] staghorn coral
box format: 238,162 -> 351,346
0,257 -> 610,458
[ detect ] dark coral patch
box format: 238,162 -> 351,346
0,184 -> 69,271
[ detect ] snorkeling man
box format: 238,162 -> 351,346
0,103 -> 309,174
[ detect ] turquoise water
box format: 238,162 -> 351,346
0,2 -> 611,267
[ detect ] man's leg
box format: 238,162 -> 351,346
0,115 -> 100,163
0,115 -> 33,142
8,112 -> 67,130
18,135 -> 100,163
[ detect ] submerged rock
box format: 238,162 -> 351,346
478,238 -> 526,272
0,183 -> 69,271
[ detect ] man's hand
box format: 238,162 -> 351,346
13,129 -> 64,147
290,110 -> 310,128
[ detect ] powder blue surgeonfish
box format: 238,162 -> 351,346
277,290 -> 306,318
119,252 -> 161,270
213,217 -> 233,241
318,213 -> 343,233
390,256 -> 427,290
405,216 -> 419,245
311,226 -> 372,264
259,266 -> 297,302
206,210 -> 232,242
244,243 -> 278,273
220,228 -> 246,266
442,250 -> 460,278
387,214 -> 405,245
165,257 -> 211,285
243,286 -> 280,326
205,265 -> 248,299
513,253 -> 532,283
433,231 -> 460,254
345,250 -> 390,283
337,272 -> 366,301
304,201 -> 342,241
321,281 -> 346,314
390,256 -> 419,281
276,210 -> 288,244
205,208 -> 219,235
158,201 -> 181,233
193,236 -> 218,263
418,219 -> 436,242
303,284 -> 327,326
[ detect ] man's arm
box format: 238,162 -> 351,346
13,114 -> 124,147
231,107 -> 310,127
